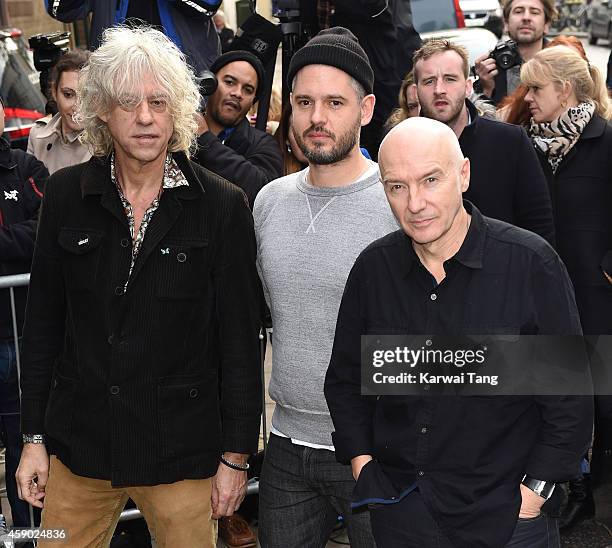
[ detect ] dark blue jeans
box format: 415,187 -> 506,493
258,433 -> 375,548
0,339 -> 36,527
370,490 -> 560,548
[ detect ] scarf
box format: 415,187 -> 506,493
528,101 -> 595,173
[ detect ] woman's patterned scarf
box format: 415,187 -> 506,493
528,101 -> 595,173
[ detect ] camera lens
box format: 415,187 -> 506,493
497,52 -> 513,70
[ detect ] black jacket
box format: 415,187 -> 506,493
0,138 -> 48,338
195,117 -> 283,209
535,114 -> 612,336
325,204 -> 592,548
20,153 -> 262,486
459,100 -> 555,246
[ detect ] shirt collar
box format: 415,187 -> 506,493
110,152 -> 189,191
34,113 -> 83,144
217,126 -> 237,144
399,200 -> 485,276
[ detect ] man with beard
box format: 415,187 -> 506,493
474,0 -> 556,104
414,40 -> 555,246
253,28 -> 397,547
195,51 -> 282,209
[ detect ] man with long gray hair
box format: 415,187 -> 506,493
15,26 -> 262,547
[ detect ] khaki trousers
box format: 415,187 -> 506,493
38,456 -> 217,548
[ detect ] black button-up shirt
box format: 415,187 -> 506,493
324,202 -> 593,548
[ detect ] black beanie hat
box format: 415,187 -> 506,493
210,50 -> 265,101
287,27 -> 374,95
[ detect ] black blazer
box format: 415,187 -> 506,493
20,152 -> 262,486
460,100 -> 556,247
535,114 -> 612,335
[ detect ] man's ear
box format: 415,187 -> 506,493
460,157 -> 470,193
465,76 -> 474,98
361,94 -> 376,127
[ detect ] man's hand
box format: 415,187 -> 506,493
474,52 -> 498,98
211,453 -> 249,518
16,443 -> 49,509
518,483 -> 546,518
351,454 -> 373,481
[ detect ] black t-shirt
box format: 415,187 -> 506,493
126,0 -> 162,28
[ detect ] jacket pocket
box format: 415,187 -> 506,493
44,371 -> 77,446
157,371 -> 220,460
58,227 -> 104,292
156,238 -> 209,300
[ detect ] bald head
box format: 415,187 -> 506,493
379,117 -> 464,176
378,117 -> 470,247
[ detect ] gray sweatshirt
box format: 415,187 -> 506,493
253,161 -> 398,446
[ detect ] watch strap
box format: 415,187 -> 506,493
522,475 -> 556,499
22,433 -> 45,444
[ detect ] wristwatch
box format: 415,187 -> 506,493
22,434 -> 45,444
522,475 -> 556,500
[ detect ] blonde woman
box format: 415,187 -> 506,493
522,44 -> 612,531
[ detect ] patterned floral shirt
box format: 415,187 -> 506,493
111,153 -> 189,289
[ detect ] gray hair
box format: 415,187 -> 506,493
76,25 -> 200,157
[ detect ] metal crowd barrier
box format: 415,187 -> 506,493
0,273 -> 262,527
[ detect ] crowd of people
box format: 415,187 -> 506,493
0,0 -> 609,547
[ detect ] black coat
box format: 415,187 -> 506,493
0,138 -> 48,337
20,153 -> 262,486
535,114 -> 612,335
195,117 -> 283,209
460,100 -> 556,246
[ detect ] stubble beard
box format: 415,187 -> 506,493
294,116 -> 362,166
420,95 -> 465,128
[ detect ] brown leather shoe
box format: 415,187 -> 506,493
218,513 -> 257,547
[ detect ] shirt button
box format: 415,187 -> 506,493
418,470 -> 425,477
120,238 -> 130,248
189,388 -> 199,398
115,286 -> 125,296
423,385 -> 430,391
421,427 -> 428,434
107,334 -> 114,345
430,293 -> 437,301
177,252 -> 187,263
110,385 -> 120,395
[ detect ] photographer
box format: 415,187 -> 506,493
474,0 -> 556,105
44,0 -> 221,75
194,51 -> 282,209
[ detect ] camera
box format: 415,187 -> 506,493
489,40 -> 521,71
197,69 -> 218,111
29,31 -> 70,72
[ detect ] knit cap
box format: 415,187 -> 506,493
210,50 -> 265,101
287,27 -> 374,94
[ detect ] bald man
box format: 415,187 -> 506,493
324,119 -> 592,548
